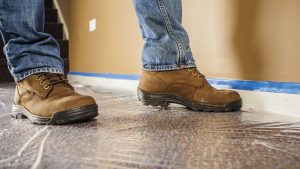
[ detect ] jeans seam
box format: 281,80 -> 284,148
0,22 -> 7,44
143,63 -> 196,71
156,0 -> 185,65
14,68 -> 64,82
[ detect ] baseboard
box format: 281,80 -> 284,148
68,72 -> 300,118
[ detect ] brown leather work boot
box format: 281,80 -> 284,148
138,68 -> 242,112
12,73 -> 98,125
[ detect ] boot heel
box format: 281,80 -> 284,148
137,89 -> 169,108
11,105 -> 27,119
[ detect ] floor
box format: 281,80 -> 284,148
0,83 -> 300,169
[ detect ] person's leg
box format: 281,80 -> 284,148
133,0 -> 196,71
0,0 -> 98,124
133,0 -> 242,112
0,0 -> 63,81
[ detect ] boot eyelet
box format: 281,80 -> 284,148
192,72 -> 197,75
198,75 -> 202,79
44,85 -> 49,90
40,81 -> 45,85
188,68 -> 193,71
36,76 -> 41,80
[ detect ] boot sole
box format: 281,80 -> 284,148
137,89 -> 242,112
11,104 -> 98,125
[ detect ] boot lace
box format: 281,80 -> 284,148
36,73 -> 72,90
187,67 -> 205,79
187,68 -> 206,87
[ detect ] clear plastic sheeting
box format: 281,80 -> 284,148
0,83 -> 299,169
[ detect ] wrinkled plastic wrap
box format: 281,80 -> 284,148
0,83 -> 300,169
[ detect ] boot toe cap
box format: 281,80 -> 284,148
227,90 -> 242,102
55,95 -> 97,113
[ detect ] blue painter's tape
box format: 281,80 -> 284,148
68,72 -> 300,95
68,72 -> 140,80
207,79 -> 300,94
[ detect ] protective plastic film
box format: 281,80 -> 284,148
0,83 -> 300,169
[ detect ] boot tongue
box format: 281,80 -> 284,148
42,73 -> 75,97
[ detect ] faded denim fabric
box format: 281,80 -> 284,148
0,0 -> 196,82
0,0 -> 63,82
133,0 -> 196,71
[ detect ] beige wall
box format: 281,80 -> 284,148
61,0 -> 300,83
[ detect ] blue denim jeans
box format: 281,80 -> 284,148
0,0 -> 196,82
133,0 -> 196,71
0,0 -> 64,82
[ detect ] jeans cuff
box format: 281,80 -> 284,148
142,63 -> 197,71
13,68 -> 64,82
